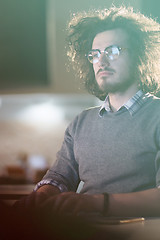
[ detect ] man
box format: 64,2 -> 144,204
18,6 -> 160,217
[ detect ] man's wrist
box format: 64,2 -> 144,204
34,179 -> 68,193
36,184 -> 60,196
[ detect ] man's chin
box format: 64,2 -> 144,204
98,82 -> 118,93
98,78 -> 137,94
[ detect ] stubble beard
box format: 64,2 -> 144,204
97,75 -> 137,94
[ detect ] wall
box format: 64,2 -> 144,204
0,0 -> 48,92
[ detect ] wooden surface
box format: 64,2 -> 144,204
0,184 -> 35,199
92,217 -> 160,240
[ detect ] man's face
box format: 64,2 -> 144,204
92,29 -> 137,94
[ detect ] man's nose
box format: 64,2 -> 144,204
98,52 -> 110,66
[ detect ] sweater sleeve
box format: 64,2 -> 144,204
39,117 -> 80,192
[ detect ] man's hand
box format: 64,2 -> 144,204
14,191 -> 49,211
14,184 -> 60,212
41,192 -> 104,216
14,185 -> 104,216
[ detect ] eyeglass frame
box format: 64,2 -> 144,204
86,45 -> 126,64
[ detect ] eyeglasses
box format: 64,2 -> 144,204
86,45 -> 124,64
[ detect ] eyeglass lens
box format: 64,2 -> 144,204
87,46 -> 120,63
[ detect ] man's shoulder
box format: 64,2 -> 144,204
78,105 -> 101,118
146,93 -> 160,107
142,93 -> 160,116
72,106 -> 101,124
67,106 -> 101,132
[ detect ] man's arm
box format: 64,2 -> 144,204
107,188 -> 160,217
39,187 -> 160,217
14,185 -> 160,217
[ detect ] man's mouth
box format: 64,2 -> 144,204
97,67 -> 115,78
98,70 -> 114,76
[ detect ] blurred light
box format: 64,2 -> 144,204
28,155 -> 47,170
18,102 -> 64,128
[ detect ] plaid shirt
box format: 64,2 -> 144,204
99,90 -> 148,116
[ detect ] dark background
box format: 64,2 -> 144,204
0,0 -> 47,91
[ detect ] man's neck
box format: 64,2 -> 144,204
108,85 -> 139,112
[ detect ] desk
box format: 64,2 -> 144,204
0,187 -> 160,240
0,184 -> 35,200
129,218 -> 160,240
91,217 -> 160,240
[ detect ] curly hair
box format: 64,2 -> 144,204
66,6 -> 160,100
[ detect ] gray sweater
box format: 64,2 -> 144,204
43,94 -> 160,194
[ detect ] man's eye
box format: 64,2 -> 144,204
92,52 -> 99,58
105,48 -> 113,55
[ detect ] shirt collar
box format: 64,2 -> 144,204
99,90 -> 147,116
